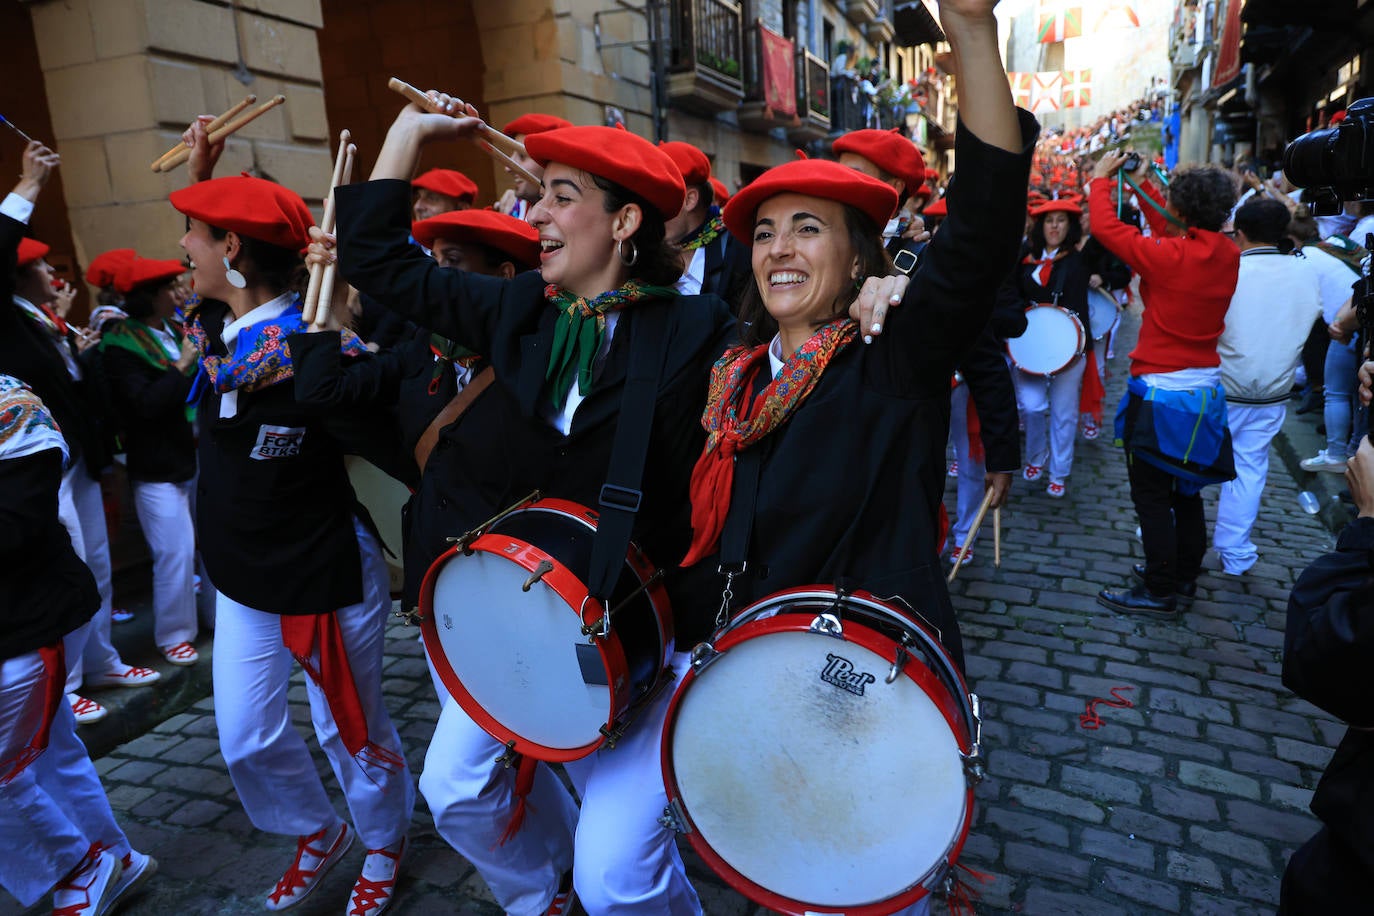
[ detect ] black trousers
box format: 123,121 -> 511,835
1127,452 -> 1205,595
1280,826 -> 1370,914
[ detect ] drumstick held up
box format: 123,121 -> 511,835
149,95 -> 256,171
386,78 -> 542,187
948,487 -> 996,583
311,143 -> 355,331
0,114 -> 37,145
156,95 -> 285,173
302,130 -> 352,326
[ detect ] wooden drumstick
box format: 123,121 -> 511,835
302,130 -> 352,325
312,143 -> 356,331
157,95 -> 286,172
386,77 -> 542,187
948,487 -> 996,583
150,95 -> 256,171
994,507 -> 1001,568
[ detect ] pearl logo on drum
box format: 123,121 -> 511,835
820,653 -> 876,696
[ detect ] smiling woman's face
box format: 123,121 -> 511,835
527,163 -> 625,297
750,192 -> 858,336
179,217 -> 228,301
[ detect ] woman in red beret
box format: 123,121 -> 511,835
327,98 -> 737,915
168,121 -> 416,915
98,258 -> 202,667
997,198 -> 1099,498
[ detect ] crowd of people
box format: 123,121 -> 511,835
2,0 -> 1372,912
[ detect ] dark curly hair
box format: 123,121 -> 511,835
1233,198 -> 1291,246
1166,167 -> 1237,233
589,173 -> 682,287
735,203 -> 892,347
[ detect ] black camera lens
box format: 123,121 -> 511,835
1283,127 -> 1341,189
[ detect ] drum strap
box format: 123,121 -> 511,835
413,366 -> 496,474
585,303 -> 671,603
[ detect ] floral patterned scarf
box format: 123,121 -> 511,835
681,317 -> 858,566
680,210 -> 725,252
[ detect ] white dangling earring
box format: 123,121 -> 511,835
222,255 -> 247,290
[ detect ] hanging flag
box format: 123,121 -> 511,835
1094,1 -> 1141,30
1007,72 -> 1033,109
1037,1 -> 1083,43
1211,0 -> 1243,88
1031,72 -> 1062,114
758,25 -> 797,118
1061,69 -> 1092,108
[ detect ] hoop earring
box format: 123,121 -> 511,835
222,256 -> 247,290
616,237 -> 639,267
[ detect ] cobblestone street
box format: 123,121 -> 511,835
8,310 -> 1345,915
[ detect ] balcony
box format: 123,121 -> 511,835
840,0 -> 882,28
738,21 -> 796,133
866,0 -> 896,43
666,0 -> 745,116
828,72 -> 909,135
786,49 -> 831,143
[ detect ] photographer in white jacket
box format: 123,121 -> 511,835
1214,198 -> 1323,574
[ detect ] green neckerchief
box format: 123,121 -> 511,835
543,280 -> 678,410
427,333 -> 481,395
681,210 -> 725,252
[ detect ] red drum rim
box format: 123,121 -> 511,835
418,497 -> 668,762
661,586 -> 976,915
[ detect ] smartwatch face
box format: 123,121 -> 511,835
893,248 -> 920,276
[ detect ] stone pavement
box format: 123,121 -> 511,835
7,306 -> 1350,915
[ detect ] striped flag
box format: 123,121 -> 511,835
1061,69 -> 1092,108
1030,72 -> 1063,113
1007,72 -> 1033,109
1095,1 -> 1141,30
1037,1 -> 1083,43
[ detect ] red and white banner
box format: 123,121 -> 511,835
1061,69 -> 1092,108
1007,72 -> 1033,109
1094,1 -> 1140,30
1211,0 -> 1243,89
1037,1 -> 1083,43
1030,72 -> 1063,114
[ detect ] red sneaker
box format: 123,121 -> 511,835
264,823 -> 353,911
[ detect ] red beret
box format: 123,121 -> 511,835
914,182 -> 935,200
503,113 -> 573,137
833,129 -> 926,190
924,196 -> 948,218
721,159 -> 898,244
86,248 -> 136,288
169,176 -> 314,252
114,257 -> 186,295
412,168 -> 478,202
17,238 -> 50,268
709,176 -> 730,205
525,126 -> 686,221
412,209 -> 540,269
1030,199 -> 1083,219
657,141 -> 711,186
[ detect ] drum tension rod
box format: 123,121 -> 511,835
448,489 -> 544,553
579,570 -> 665,637
522,560 -> 555,592
885,638 -> 912,684
394,606 -> 425,626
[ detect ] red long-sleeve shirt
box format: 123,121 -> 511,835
1087,176 -> 1239,376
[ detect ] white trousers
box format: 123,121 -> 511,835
948,383 -> 987,549
132,479 -> 198,648
420,652 -> 701,916
211,522 -> 414,849
1013,354 -> 1086,482
0,650 -> 130,907
1214,403 -> 1286,575
58,466 -> 122,691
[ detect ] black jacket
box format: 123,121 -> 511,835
1282,516 -> 1374,897
1,216 -> 110,481
998,241 -> 1093,338
685,112 -> 1039,661
191,298 -> 408,614
958,294 -> 1026,475
101,333 -> 197,483
335,179 -> 736,614
1080,236 -> 1132,292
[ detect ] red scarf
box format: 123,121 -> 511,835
280,615 -> 405,780
0,643 -> 64,785
1023,249 -> 1068,289
682,318 -> 857,566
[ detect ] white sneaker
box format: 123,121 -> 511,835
107,849 -> 158,911
68,694 -> 107,726
265,822 -> 352,911
51,846 -> 123,916
1300,449 -> 1348,473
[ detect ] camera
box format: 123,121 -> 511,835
1283,96 -> 1373,215
1122,152 -> 1142,173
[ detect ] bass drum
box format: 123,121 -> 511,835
1006,303 -> 1086,377
661,587 -> 982,916
420,497 -> 672,761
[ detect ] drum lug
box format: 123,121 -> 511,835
522,559 -> 555,592
961,692 -> 986,783
394,606 -> 425,626
495,740 -> 519,769
808,612 -> 844,638
659,798 -> 691,834
598,721 -> 626,749
885,639 -> 911,684
689,641 -> 719,671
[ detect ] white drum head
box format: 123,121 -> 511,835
429,551 -> 609,750
1087,288 -> 1119,340
1008,305 -> 1085,376
668,628 -> 968,907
